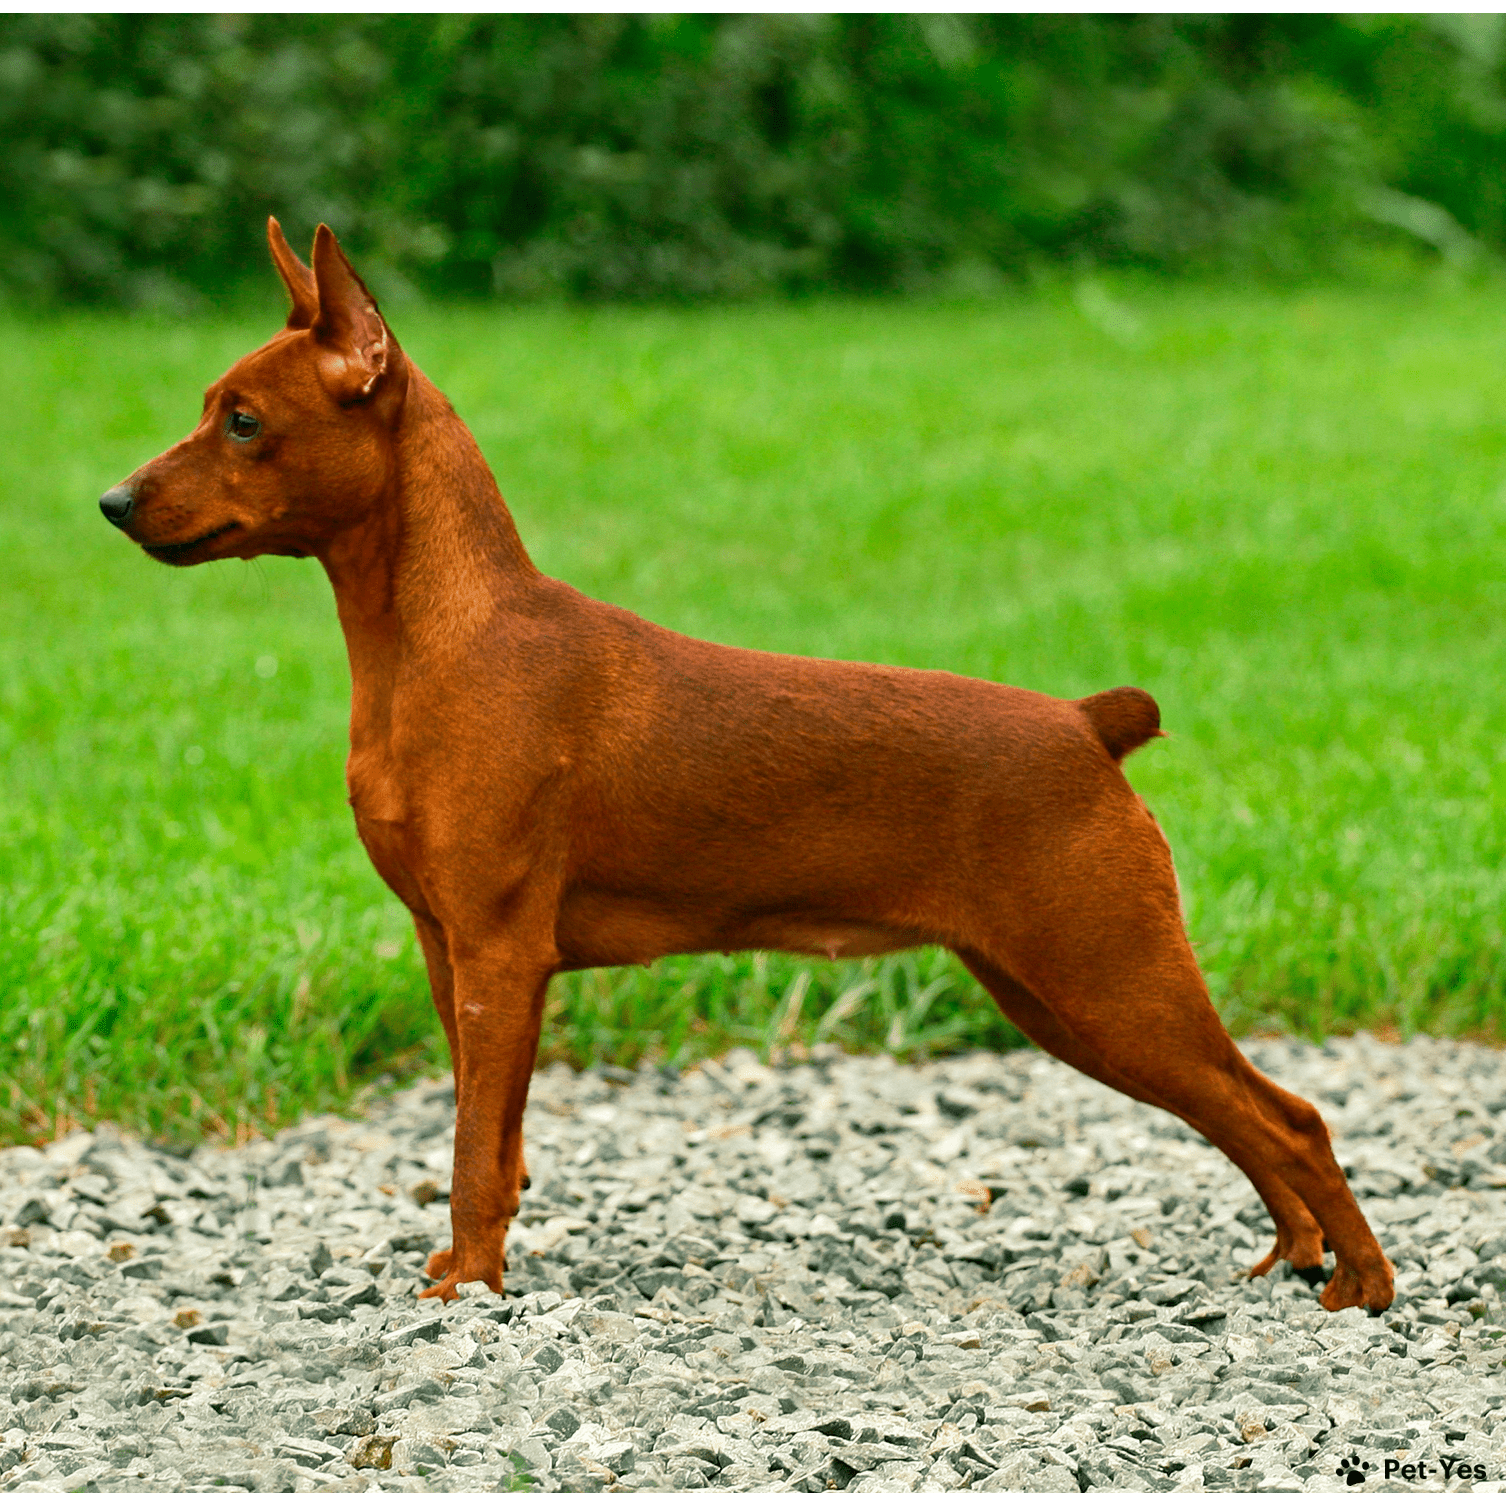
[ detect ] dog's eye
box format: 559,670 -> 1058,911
226,411 -> 261,441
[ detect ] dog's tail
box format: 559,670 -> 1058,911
1077,686 -> 1164,763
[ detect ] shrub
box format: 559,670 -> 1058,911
1,14 -> 1504,304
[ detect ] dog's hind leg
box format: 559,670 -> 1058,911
984,906 -> 1391,1311
959,951 -> 1328,1283
969,793 -> 1392,1312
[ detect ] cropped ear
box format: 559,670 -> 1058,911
267,217 -> 318,330
310,224 -> 405,408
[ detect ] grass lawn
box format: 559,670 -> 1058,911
4,278 -> 1506,1144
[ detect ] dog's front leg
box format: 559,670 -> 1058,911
419,938 -> 554,1303
411,913 -> 459,1097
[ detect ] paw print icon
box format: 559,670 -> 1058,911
1336,1453 -> 1373,1486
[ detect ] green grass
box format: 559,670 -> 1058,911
5,278 -> 1506,1145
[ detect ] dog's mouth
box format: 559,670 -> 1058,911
143,521 -> 241,565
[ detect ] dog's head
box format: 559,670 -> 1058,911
99,220 -> 410,565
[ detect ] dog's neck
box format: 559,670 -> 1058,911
319,366 -> 540,751
322,367 -> 537,638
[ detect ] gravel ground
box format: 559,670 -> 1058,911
1,1034 -> 1505,1493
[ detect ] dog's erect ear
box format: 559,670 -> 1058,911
310,223 -> 404,408
267,217 -> 318,331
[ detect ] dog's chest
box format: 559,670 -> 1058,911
346,743 -> 408,823
346,745 -> 427,907
351,807 -> 428,914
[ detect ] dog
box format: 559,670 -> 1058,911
99,219 -> 1394,1313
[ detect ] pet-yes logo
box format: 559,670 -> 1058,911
1335,1452 -> 1489,1486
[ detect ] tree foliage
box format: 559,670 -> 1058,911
2,14 -> 1503,304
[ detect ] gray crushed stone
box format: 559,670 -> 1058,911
1,1033 -> 1505,1492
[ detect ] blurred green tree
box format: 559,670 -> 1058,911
0,14 -> 1501,304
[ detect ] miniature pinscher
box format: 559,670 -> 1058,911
99,221 -> 1394,1313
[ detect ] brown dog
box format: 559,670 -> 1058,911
99,220 -> 1394,1313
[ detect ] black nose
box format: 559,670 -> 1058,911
99,484 -> 136,526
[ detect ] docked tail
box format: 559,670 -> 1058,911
1078,686 -> 1163,762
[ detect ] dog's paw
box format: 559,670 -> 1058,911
419,1269 -> 504,1304
423,1246 -> 454,1280
1246,1226 -> 1326,1282
1320,1256 -> 1394,1314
